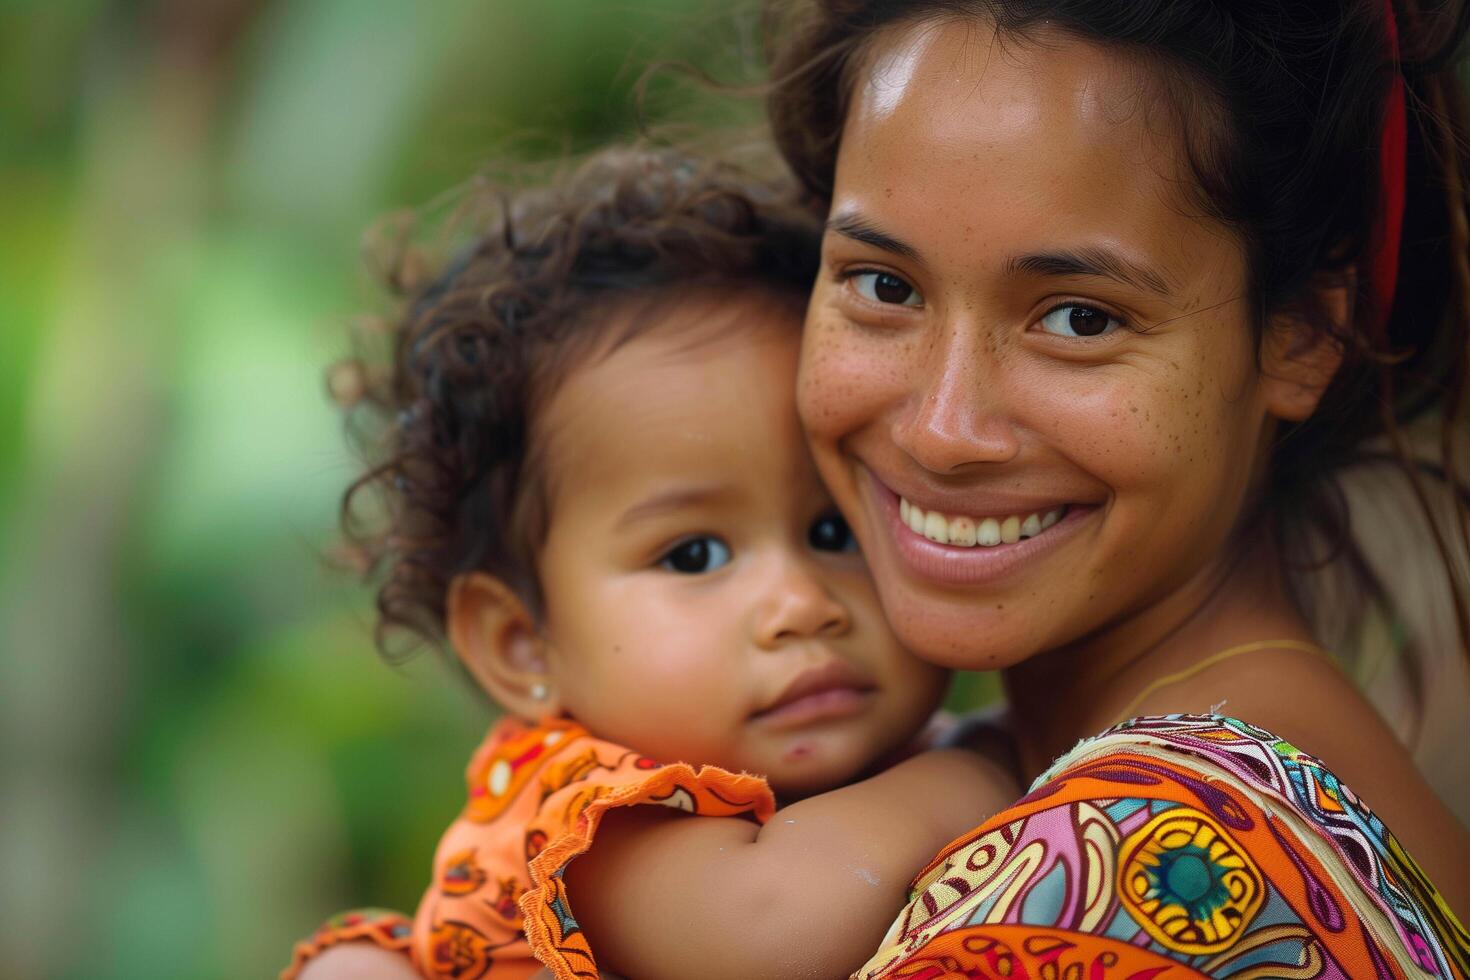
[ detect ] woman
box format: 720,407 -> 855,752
766,0 -> 1470,975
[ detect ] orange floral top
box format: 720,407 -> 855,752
282,716 -> 776,979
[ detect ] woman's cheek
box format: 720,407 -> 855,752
1050,366 -> 1247,574
798,303 -> 911,446
1024,369 -> 1155,482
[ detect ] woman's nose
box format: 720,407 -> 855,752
753,558 -> 853,650
895,326 -> 1020,474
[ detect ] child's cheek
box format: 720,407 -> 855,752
574,599 -> 744,738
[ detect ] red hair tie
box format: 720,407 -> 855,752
1370,0 -> 1408,339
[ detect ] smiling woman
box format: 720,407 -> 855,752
802,21 -> 1275,672
767,0 -> 1470,975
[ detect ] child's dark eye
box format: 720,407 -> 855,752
809,512 -> 858,553
659,536 -> 732,574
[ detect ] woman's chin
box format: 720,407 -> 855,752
876,584 -> 1046,672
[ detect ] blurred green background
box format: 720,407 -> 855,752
0,3 -> 994,977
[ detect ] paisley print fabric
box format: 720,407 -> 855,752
281,716 -> 774,980
857,714 -> 1469,980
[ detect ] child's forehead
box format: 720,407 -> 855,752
534,288 -> 813,507
552,289 -> 803,432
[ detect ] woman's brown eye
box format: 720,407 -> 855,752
852,271 -> 923,307
1038,304 -> 1121,338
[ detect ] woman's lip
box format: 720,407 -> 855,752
865,470 -> 1096,587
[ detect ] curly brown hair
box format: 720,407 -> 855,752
333,147 -> 822,659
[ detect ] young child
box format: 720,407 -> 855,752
287,148 -> 1017,980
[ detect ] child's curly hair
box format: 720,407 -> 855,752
333,147 -> 822,659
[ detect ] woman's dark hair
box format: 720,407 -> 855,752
764,0 -> 1470,667
333,147 -> 821,658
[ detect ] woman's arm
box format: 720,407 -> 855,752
561,748 -> 1017,980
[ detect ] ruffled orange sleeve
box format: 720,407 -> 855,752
412,716 -> 776,980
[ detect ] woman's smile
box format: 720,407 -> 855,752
865,469 -> 1099,587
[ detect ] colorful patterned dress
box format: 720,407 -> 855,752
282,716 -> 775,980
857,714 -> 1469,980
285,713 -> 1468,979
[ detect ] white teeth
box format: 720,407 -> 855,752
1000,515 -> 1021,544
977,518 -> 1001,546
899,497 -> 1069,548
949,515 -> 977,547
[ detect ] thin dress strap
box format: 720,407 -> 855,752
1113,638 -> 1335,724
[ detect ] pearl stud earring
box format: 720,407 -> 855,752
530,681 -> 549,701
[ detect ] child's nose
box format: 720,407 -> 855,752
753,558 -> 852,649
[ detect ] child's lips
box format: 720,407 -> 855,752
754,688 -> 874,729
751,660 -> 876,730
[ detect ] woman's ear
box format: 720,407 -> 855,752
1260,275 -> 1349,423
447,572 -> 560,720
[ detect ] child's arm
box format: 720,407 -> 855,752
294,943 -> 420,979
562,748 -> 1018,980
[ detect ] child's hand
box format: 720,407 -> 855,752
295,943 -> 421,979
562,748 -> 1019,980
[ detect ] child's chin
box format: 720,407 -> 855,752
765,747 -> 872,801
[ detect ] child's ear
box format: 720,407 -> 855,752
1260,274 -> 1349,423
448,572 -> 560,721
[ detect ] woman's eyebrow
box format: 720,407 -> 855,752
826,214 -> 1171,296
1006,247 -> 1173,295
825,212 -> 922,261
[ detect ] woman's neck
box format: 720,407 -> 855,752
1001,535 -> 1317,777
